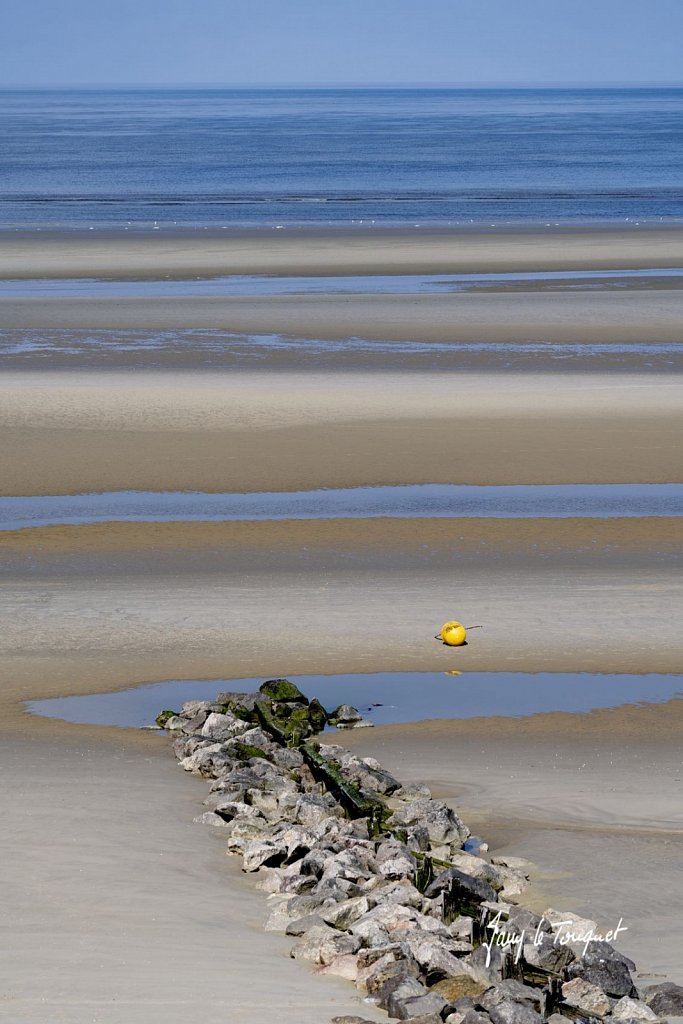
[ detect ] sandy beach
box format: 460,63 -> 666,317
1,228 -> 682,1022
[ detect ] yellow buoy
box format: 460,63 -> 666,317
440,620 -> 467,646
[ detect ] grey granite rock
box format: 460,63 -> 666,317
398,1013 -> 443,1024
375,839 -> 417,880
447,852 -> 505,890
504,907 -> 552,939
321,896 -> 373,930
394,991 -> 448,1019
241,838 -> 286,872
561,977 -> 611,1015
178,745 -> 233,777
330,1017 -> 378,1024
239,726 -> 277,751
388,797 -> 469,844
266,896 -> 333,933
402,930 -> 471,981
465,944 -> 504,985
612,996 -> 660,1021
223,817 -> 270,847
163,715 -> 185,731
284,913 -> 327,936
213,799 -> 264,822
272,746 -> 304,769
321,848 -> 375,884
522,934 -> 575,973
642,982 -> 683,1016
480,980 -> 543,1011
181,710 -> 211,733
372,878 -> 425,910
461,1012 -> 493,1024
290,923 -> 361,964
424,866 -> 497,905
200,712 -> 246,741
565,941 -> 636,997
329,704 -> 363,724
294,793 -> 343,826
379,975 -> 428,1014
192,811 -> 230,827
484,1000 -> 543,1024
363,955 -> 421,996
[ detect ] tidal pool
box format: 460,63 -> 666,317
27,671 -> 683,730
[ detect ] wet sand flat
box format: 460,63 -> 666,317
3,289 -> 683,343
2,516 -> 680,569
1,371 -> 682,494
0,729 -> 387,1024
1,553 -> 681,726
2,225 -> 683,279
341,702 -> 683,985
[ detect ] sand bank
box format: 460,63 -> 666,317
2,289 -> 683,344
1,226 -> 683,279
1,371 -> 681,494
2,516 -> 679,565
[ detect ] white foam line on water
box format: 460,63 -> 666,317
1,483 -> 681,531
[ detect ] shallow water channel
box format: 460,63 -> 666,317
3,266 -> 682,299
3,483 -> 682,531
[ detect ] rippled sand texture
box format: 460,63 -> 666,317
1,228 -> 682,1021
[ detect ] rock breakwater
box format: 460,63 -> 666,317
157,679 -> 681,1024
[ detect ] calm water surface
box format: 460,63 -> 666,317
2,484 -> 681,531
2,88 -> 682,227
27,672 -> 683,729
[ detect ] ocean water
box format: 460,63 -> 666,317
1,87 -> 682,228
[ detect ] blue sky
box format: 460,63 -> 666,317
1,0 -> 682,87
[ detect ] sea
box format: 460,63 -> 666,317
1,87 -> 682,229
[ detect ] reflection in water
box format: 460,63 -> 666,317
26,671 -> 683,730
2,483 -> 682,532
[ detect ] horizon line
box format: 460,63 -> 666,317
1,80 -> 683,90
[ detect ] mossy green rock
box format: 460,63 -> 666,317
231,741 -> 273,763
285,706 -> 312,726
308,698 -> 328,732
219,701 -> 255,722
155,709 -> 178,728
259,679 -> 309,704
